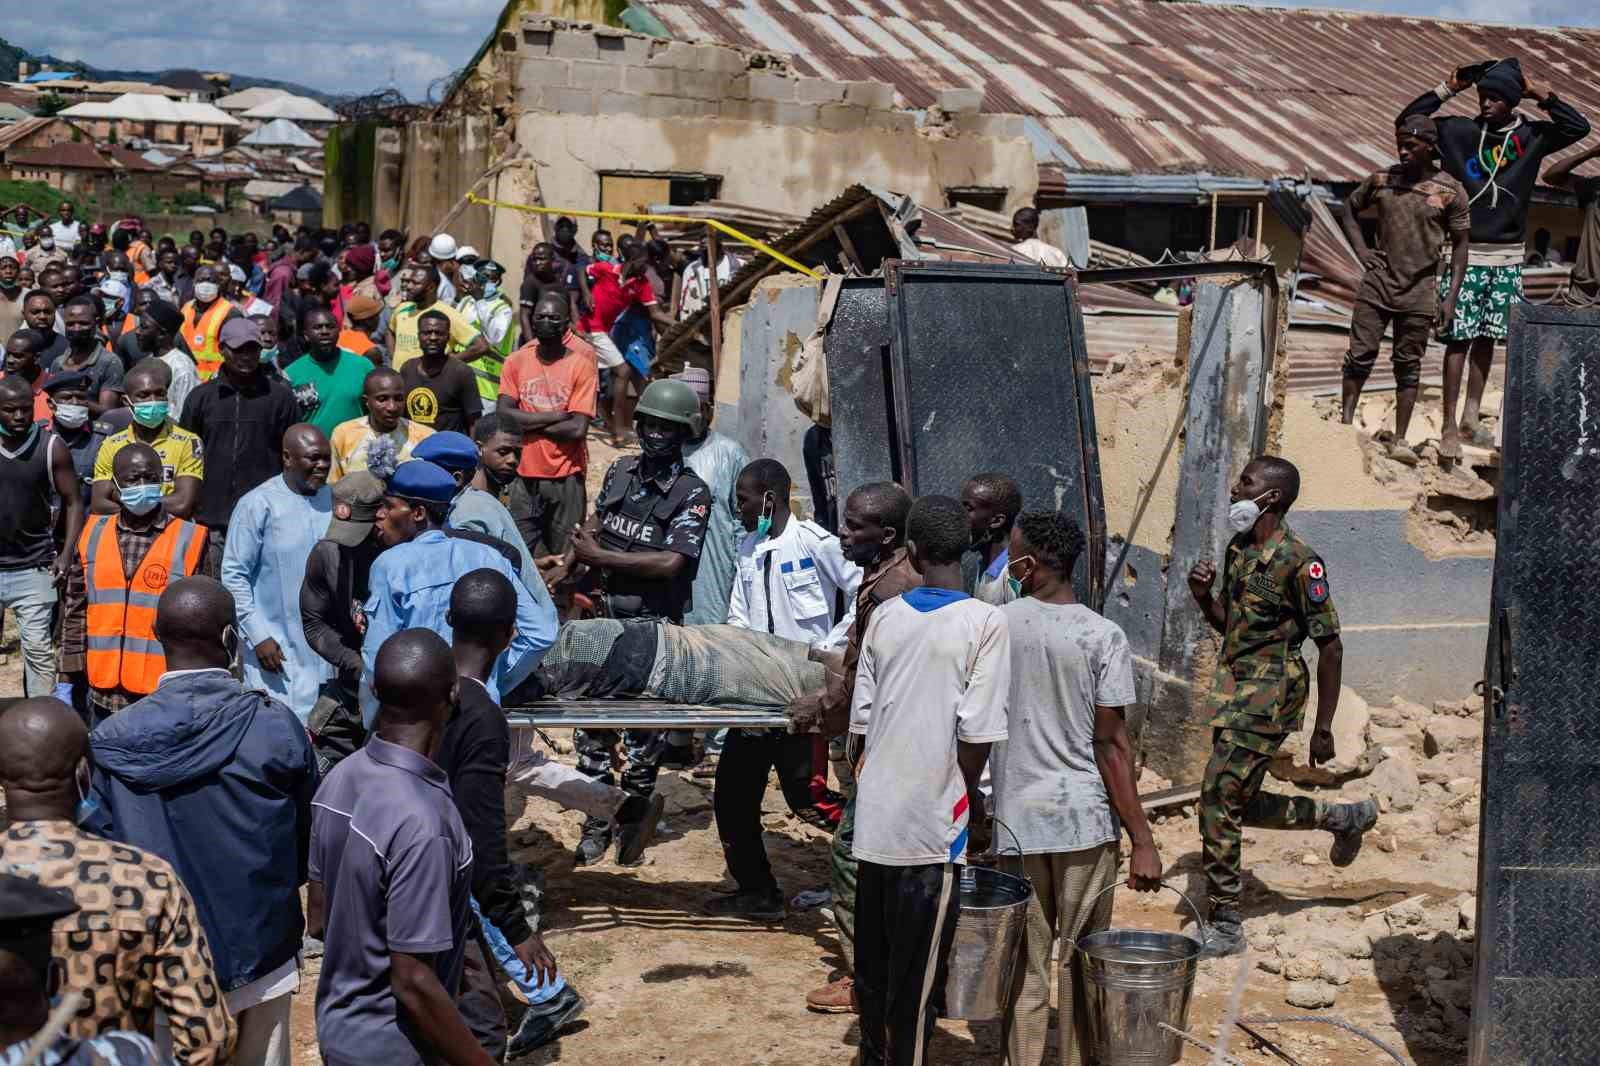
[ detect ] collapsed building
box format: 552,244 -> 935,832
322,0 -> 1600,777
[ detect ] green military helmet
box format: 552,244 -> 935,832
635,378 -> 706,437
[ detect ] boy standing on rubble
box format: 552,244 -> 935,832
1338,115 -> 1470,464
1398,58 -> 1590,458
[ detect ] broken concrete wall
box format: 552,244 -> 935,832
456,20 -> 1037,299
732,275 -> 824,519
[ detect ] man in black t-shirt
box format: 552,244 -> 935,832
399,309 -> 482,434
517,242 -> 581,347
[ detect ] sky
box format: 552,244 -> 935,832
17,0 -> 507,101
17,0 -> 1599,104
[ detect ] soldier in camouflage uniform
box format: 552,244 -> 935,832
1187,456 -> 1377,957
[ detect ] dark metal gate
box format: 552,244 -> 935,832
1472,302 -> 1600,1064
823,261 -> 1105,608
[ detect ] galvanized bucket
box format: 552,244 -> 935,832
1073,882 -> 1204,1066
943,863 -> 1032,1020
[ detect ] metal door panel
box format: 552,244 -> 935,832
1472,301 -> 1600,1064
825,278 -> 896,495
883,261 -> 1106,608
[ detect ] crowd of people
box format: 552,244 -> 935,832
18,53 -> 1594,1066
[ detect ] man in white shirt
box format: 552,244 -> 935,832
49,202 -> 83,253
1010,206 -> 1071,268
707,458 -> 861,921
850,495 -> 1009,1066
991,510 -> 1162,1066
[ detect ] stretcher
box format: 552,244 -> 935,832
505,698 -> 793,730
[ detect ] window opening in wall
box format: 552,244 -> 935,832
598,172 -> 723,217
945,186 -> 1009,212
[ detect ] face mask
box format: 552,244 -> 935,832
0,277 -> 17,292
1005,554 -> 1036,599
75,762 -> 100,826
40,238 -> 54,250
1226,491 -> 1272,534
382,256 -> 399,272
117,481 -> 163,515
101,297 -> 120,319
261,347 -> 279,365
754,492 -> 775,540
639,430 -> 679,461
595,252 -> 616,263
532,318 -> 564,342
108,271 -> 129,285
53,402 -> 89,428
193,281 -> 219,302
130,401 -> 169,428
482,282 -> 499,299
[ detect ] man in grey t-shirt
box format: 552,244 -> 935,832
991,511 -> 1162,1066
308,629 -> 493,1066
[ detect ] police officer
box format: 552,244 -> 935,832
1186,455 -> 1376,957
548,378 -> 712,866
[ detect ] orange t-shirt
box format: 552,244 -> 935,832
497,333 -> 598,480
0,372 -> 50,422
337,328 -> 377,361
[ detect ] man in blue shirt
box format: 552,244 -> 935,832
411,430 -> 542,590
359,460 -> 557,726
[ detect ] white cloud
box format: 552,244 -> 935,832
16,0 -> 507,99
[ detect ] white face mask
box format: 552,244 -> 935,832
1226,491 -> 1273,534
53,402 -> 89,428
194,281 -> 220,302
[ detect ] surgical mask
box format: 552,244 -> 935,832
1227,491 -> 1272,534
40,237 -> 54,250
595,252 -> 617,263
638,430 -> 680,461
101,297 -> 119,319
53,402 -> 89,428
1005,554 -> 1036,599
0,277 -> 17,292
754,492 -> 775,540
482,282 -> 499,299
117,481 -> 163,515
382,256 -> 399,272
261,347 -> 279,365
193,281 -> 219,302
107,270 -> 129,285
130,401 -> 169,428
75,763 -> 99,827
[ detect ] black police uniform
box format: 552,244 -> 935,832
574,453 -> 713,805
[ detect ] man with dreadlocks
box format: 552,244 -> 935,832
1398,58 -> 1589,458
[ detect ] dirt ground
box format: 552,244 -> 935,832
274,701 -> 1478,1066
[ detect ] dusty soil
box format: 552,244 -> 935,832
283,692 -> 1480,1066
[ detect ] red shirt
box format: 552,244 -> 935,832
581,261 -> 655,334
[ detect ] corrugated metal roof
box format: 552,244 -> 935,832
61,93 -> 239,126
635,0 -> 1600,181
242,95 -> 338,122
241,118 -> 320,148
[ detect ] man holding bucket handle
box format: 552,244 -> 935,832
1188,456 -> 1377,958
991,510 -> 1162,1066
849,495 -> 1009,1066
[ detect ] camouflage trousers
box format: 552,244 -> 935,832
574,728 -> 666,799
1200,731 -> 1322,913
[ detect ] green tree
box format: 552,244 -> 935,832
34,92 -> 67,116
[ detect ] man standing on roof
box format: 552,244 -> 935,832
1398,57 -> 1590,458
1338,116 -> 1471,464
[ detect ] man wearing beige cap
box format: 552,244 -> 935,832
302,470 -> 387,771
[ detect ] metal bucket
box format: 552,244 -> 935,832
942,864 -> 1031,1020
1074,882 -> 1203,1066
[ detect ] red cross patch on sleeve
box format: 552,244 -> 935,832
1305,560 -> 1329,604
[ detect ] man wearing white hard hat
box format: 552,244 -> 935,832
428,233 -> 460,304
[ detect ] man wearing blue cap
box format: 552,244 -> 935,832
412,429 -> 541,589
359,459 -> 557,726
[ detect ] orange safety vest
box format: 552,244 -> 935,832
182,299 -> 235,380
79,515 -> 207,696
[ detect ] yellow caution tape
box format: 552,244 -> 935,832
465,192 -> 821,279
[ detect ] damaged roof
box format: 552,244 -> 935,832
634,0 -> 1600,182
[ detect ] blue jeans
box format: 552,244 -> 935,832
469,895 -> 565,1005
0,566 -> 57,698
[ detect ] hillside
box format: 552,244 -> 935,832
0,35 -> 338,104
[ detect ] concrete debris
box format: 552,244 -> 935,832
1268,684 -> 1373,785
1285,980 -> 1338,1009
1367,751 -> 1421,813
1423,716 -> 1480,757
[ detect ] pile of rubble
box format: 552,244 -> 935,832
1244,690 -> 1484,1053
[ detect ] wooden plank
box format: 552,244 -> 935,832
1139,781 -> 1202,812
833,222 -> 862,272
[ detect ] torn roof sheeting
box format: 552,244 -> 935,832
634,0 -> 1600,182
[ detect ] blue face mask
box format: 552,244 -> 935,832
75,764 -> 99,826
130,400 -> 169,428
754,493 -> 774,540
261,347 -> 279,365
117,481 -> 163,516
482,282 -> 499,299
